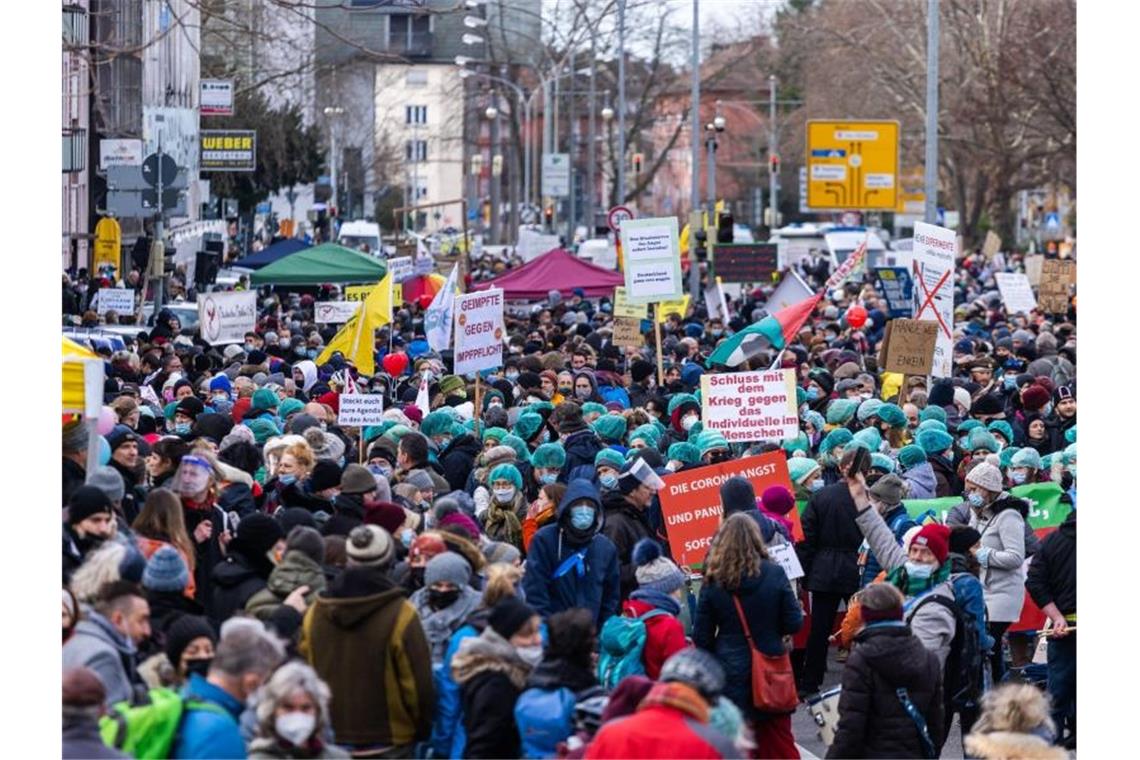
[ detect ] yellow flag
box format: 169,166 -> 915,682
316,273 -> 393,376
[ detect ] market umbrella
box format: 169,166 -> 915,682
402,273 -> 446,307
706,292 -> 823,368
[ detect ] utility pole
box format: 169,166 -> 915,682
490,90 -> 501,245
924,0 -> 940,224
617,0 -> 627,205
688,0 -> 701,304
768,75 -> 778,233
152,140 -> 166,313
567,46 -> 576,247
586,33 -> 597,236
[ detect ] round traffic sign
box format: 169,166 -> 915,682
607,205 -> 634,232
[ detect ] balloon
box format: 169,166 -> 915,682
97,406 -> 117,436
382,352 -> 409,377
97,435 -> 111,466
846,304 -> 868,329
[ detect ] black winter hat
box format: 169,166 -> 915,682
309,459 -> 343,492
230,513 -> 284,560
68,485 -> 114,524
277,507 -> 318,534
191,412 -> 233,443
928,379 -> 956,408
630,359 -> 655,384
489,596 -> 538,640
970,394 -> 1004,417
163,614 -> 216,669
949,526 -> 983,556
720,476 -> 757,516
175,396 -> 205,421
285,526 -> 326,565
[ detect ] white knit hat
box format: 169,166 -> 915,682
965,462 -> 1003,493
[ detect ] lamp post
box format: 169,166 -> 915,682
486,103 -> 500,244
323,106 -> 344,214
706,113 -> 725,270
601,104 -> 614,208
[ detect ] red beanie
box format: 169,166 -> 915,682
910,523 -> 950,565
1020,384 -> 1051,412
761,485 -> 796,516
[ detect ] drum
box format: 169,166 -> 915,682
806,686 -> 842,747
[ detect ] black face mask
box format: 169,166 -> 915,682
427,587 -> 461,610
409,567 -> 426,588
184,657 -> 213,678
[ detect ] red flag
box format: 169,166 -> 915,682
771,291 -> 824,346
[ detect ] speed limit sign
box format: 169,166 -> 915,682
607,205 -> 634,233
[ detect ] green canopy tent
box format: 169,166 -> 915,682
249,243 -> 387,285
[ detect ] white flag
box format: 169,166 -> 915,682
425,264 -> 459,352
414,375 -> 431,416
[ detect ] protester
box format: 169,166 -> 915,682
601,458 -> 667,598
62,580 -> 151,708
249,662 -> 350,758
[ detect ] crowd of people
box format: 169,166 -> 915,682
61,243 -> 1075,759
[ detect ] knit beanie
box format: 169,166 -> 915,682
308,460 -> 343,492
949,526 -> 982,556
760,485 -> 796,516
87,466 -> 125,504
917,429 -> 954,456
285,526 -> 325,565
786,457 -> 822,485
531,443 -> 567,470
346,524 -> 395,568
489,596 -> 537,639
592,414 -> 628,443
119,545 -> 147,584
659,648 -> 726,701
720,476 -> 757,515
595,448 -> 626,471
425,551 -> 472,588
483,541 -> 523,565
910,523 -> 950,565
67,485 -> 114,524
632,539 -> 685,594
918,405 -> 947,425
666,442 -> 700,467
489,463 -> 523,489
965,462 -> 1004,493
63,419 -> 90,453
164,615 -> 216,669
230,513 -> 285,563
869,473 -> 906,505
142,545 -> 190,593
277,507 -> 318,534
898,445 -> 928,469
927,380 -> 955,408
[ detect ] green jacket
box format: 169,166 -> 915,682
245,550 -> 327,622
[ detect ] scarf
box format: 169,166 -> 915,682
484,500 -> 523,548
629,588 -> 682,616
638,681 -> 708,723
888,559 -> 951,598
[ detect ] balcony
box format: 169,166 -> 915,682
63,128 -> 87,173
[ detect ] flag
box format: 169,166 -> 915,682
705,292 -> 823,368
425,264 -> 459,352
316,273 -> 393,376
414,374 -> 431,415
342,370 -> 359,396
825,239 -> 869,290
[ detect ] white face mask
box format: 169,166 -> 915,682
493,487 -> 516,503
681,414 -> 698,431
516,644 -> 543,667
274,711 -> 316,746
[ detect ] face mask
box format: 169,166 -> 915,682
279,474 -> 297,487
559,385 -> 573,395
213,393 -> 228,404
506,371 -> 520,382
399,528 -> 416,548
967,491 -> 985,509
1004,376 -> 1019,391
307,348 -> 319,359
244,342 -> 255,351
540,430 -> 551,444
493,487 -> 516,503
516,644 -> 544,667
570,505 -> 595,530
904,561 -> 935,580
184,657 -> 212,678
859,392 -> 872,401
805,386 -> 821,401
575,387 -> 592,400
1009,470 -> 1027,485
540,473 -> 557,485
600,474 -> 618,490
435,436 -> 451,450
427,587 -> 461,610
274,711 -> 317,747
368,463 -> 392,479
681,414 -> 698,431
810,479 -> 825,492
174,422 -> 191,435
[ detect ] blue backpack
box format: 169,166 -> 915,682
596,609 -> 668,690
514,686 -> 577,758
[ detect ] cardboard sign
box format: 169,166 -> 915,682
314,301 -> 361,324
1038,259 -> 1075,313
879,318 -> 939,375
659,452 -> 793,567
768,542 -> 805,580
874,267 -> 914,318
982,230 -> 1002,260
994,272 -> 1037,314
714,243 -> 779,283
621,217 -> 683,303
453,289 -> 505,376
387,256 -> 414,283
612,287 -> 648,319
1024,254 -> 1044,286
911,222 -> 957,377
197,291 -> 257,345
95,288 -> 135,316
337,394 -> 386,426
700,370 -> 800,444
611,317 -> 644,348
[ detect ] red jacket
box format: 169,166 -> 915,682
584,704 -> 726,759
621,599 -> 688,680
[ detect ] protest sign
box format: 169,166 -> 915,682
314,301 -> 361,324
621,217 -> 683,303
611,317 -> 644,348
982,230 -> 1002,259
768,542 -> 804,580
197,291 -> 257,345
655,294 -> 691,323
95,288 -> 135,317
612,286 -> 648,319
387,256 -> 414,283
911,222 -> 957,377
873,267 -> 914,318
659,452 -> 793,567
700,370 -> 800,444
345,285 -> 373,302
337,394 -> 386,426
453,288 -> 505,376
879,318 -> 939,375
1024,254 -> 1044,286
704,279 -> 730,323
1039,258 -> 1075,313
995,272 -> 1038,314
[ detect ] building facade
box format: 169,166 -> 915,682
63,1 -> 91,271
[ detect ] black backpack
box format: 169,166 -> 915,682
906,590 -> 985,710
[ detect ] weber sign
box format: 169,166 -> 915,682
200,130 -> 256,171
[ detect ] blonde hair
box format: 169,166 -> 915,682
70,542 -> 127,604
482,563 -> 524,608
971,683 -> 1056,737
704,513 -> 769,591
281,442 -> 315,474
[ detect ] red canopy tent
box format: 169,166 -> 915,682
471,248 -> 624,300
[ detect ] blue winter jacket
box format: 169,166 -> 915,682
171,673 -> 246,759
860,505 -> 917,587
522,479 -> 621,625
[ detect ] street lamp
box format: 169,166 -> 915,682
484,106 -> 498,120
462,33 -> 484,46
705,113 -> 725,257
323,106 -> 345,214
463,15 -> 488,28
601,106 -> 614,122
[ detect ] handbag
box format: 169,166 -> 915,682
731,593 -> 799,713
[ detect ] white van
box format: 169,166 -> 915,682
823,227 -> 889,272
337,221 -> 382,254
768,223 -> 830,270
577,238 -> 617,270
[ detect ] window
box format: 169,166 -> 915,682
405,105 -> 427,125
62,4 -> 88,47
405,181 -> 429,201
388,13 -> 431,55
405,140 -> 428,162
63,127 -> 87,173
405,70 -> 428,87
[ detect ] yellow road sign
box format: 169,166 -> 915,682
806,120 -> 899,211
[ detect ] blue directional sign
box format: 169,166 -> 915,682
810,149 -> 847,158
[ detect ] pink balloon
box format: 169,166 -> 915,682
97,406 -> 117,436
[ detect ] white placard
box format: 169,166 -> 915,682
994,272 -> 1038,315
704,280 -> 730,322
454,288 -> 505,376
200,79 -> 234,115
699,370 -> 800,444
99,139 -> 143,169
911,222 -> 957,378
314,301 -> 361,324
337,394 -> 386,426
769,542 -> 805,580
387,256 -> 414,283
197,291 -> 257,345
95,288 -> 136,316
621,217 -> 682,304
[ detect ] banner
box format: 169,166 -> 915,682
700,370 -> 800,444
453,288 -> 504,376
621,216 -> 683,304
345,285 -> 373,302
912,222 -> 957,377
612,286 -> 648,319
95,288 -> 135,317
425,264 -> 459,352
994,272 -> 1037,314
314,301 -> 361,324
200,130 -> 256,172
387,256 -> 414,283
198,291 -> 257,345
337,394 -> 386,426
659,452 -> 794,567
873,266 -> 913,318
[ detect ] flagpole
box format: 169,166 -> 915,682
473,375 -> 483,440
653,303 -> 665,387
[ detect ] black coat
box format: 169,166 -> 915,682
439,434 -> 482,493
208,553 -> 267,625
460,670 -> 522,759
183,503 -> 225,612
1045,413 -> 1076,454
1026,511 -> 1076,616
826,623 -> 944,759
797,482 -> 863,595
692,562 -> 803,720
929,454 -> 961,498
63,458 -> 86,509
557,427 -> 603,484
600,491 -> 658,600
109,459 -> 146,525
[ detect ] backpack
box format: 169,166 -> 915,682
514,686 -> 577,758
596,609 -> 668,690
906,587 -> 985,711
99,687 -> 228,759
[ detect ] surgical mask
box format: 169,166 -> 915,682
806,386 -> 821,401
244,342 -> 255,352
810,478 -> 825,492
540,473 -> 557,485
506,371 -> 520,382
859,392 -> 872,401
174,422 -> 191,435
516,644 -> 544,667
904,561 -> 935,580
576,387 -> 592,400
435,436 -> 451,450
599,474 -> 618,490
213,393 -> 228,404
681,414 -> 698,431
493,487 -> 516,503
1009,470 -> 1027,485
1004,376 -> 1019,391
967,491 -> 985,509
400,528 -> 415,547
307,348 -> 319,359
570,505 -> 595,530
274,712 -> 317,747
279,474 -> 297,487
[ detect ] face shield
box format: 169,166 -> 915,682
173,455 -> 215,499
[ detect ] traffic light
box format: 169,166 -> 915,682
694,228 -> 708,261
717,211 -> 734,244
544,205 -> 554,224
632,153 -> 644,174
769,153 -> 780,174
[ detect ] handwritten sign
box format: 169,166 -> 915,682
314,301 -> 361,324
611,317 -> 644,348
612,287 -> 648,319
994,272 -> 1037,315
95,288 -> 136,317
879,318 -> 939,375
1038,259 -> 1075,313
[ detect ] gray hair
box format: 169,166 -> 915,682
253,662 -> 333,738
211,624 -> 284,680
70,541 -> 126,604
